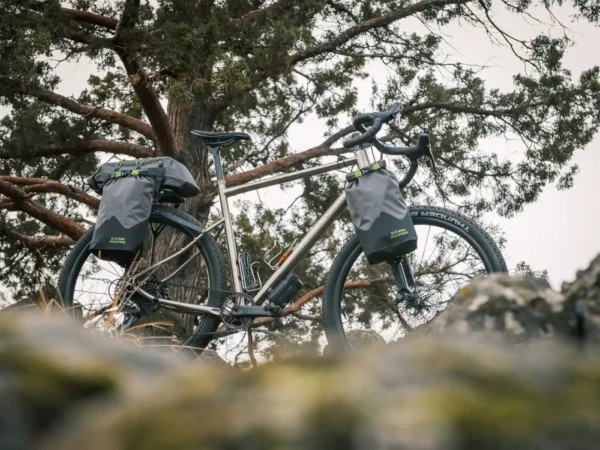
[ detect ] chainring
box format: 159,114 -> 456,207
220,292 -> 254,331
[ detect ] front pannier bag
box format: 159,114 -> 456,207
345,162 -> 417,264
87,157 -> 199,266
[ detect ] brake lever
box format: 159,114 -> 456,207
418,131 -> 439,174
424,152 -> 439,174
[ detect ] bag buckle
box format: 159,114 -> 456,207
345,160 -> 386,182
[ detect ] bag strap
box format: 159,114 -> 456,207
111,166 -> 167,196
345,160 -> 387,183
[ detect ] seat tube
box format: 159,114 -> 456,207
210,146 -> 243,293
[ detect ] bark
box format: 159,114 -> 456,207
61,8 -> 119,30
117,53 -> 176,154
167,96 -> 217,222
0,176 -> 100,210
12,85 -> 156,141
0,179 -> 85,240
0,140 -> 152,160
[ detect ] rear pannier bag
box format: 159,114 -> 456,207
87,157 -> 199,266
345,162 -> 417,265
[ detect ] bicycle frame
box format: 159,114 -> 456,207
131,144 -> 375,317
215,145 -> 372,305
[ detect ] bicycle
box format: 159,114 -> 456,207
57,102 -> 507,354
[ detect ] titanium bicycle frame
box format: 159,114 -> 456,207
131,143 -> 376,317
216,142 -> 376,305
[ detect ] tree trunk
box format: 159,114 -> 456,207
167,96 -> 217,224
132,96 -> 222,343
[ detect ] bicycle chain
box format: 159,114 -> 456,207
157,281 -> 259,330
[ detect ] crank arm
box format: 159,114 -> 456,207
158,299 -> 279,318
137,287 -> 280,319
231,305 -> 281,318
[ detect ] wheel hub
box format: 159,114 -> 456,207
112,271 -> 171,318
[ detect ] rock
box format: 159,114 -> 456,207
322,329 -> 385,356
0,310 -> 192,450
415,273 -> 592,346
561,253 -> 600,340
346,329 -> 386,346
41,336 -> 600,450
4,255 -> 600,449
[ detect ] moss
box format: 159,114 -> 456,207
1,346 -> 119,429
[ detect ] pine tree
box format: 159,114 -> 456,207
1,1 -> 599,361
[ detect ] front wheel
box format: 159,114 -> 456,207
323,205 -> 507,351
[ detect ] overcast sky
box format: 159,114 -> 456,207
2,3 -> 599,290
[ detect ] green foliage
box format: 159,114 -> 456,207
0,0 -> 599,362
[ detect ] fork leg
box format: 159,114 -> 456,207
389,255 -> 420,306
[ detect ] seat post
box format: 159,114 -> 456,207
209,145 -> 225,182
208,144 -> 243,293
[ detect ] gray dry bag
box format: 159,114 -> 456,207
87,157 -> 199,266
345,162 -> 417,264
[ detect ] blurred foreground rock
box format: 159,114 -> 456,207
2,253 -> 600,449
411,253 -> 600,347
38,330 -> 600,450
0,312 -> 191,450
561,253 -> 600,340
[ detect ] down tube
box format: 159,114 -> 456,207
253,192 -> 347,305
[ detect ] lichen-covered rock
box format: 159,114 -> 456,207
41,336 -> 600,450
416,273 -> 591,345
0,311 -> 191,450
323,329 -> 386,356
4,255 -> 600,449
562,253 -> 600,341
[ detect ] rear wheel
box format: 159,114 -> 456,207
57,206 -> 227,353
323,205 -> 507,351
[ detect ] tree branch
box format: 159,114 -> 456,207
224,104 -> 310,174
253,278 -> 387,326
115,0 -> 141,38
116,56 -> 175,157
0,140 -> 152,160
0,180 -> 86,240
61,7 -> 118,31
403,101 -> 545,118
2,228 -> 75,249
235,0 -> 298,27
225,125 -> 354,187
112,0 -> 176,157
219,96 -> 539,192
289,0 -> 470,65
0,176 -> 100,210
12,84 -> 156,141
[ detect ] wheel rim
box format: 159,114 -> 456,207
333,217 -> 494,346
64,216 -> 214,352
